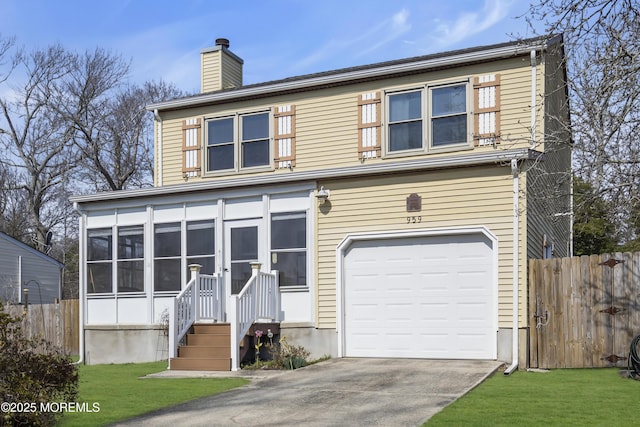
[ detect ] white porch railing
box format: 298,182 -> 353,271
169,265 -> 223,360
228,262 -> 280,371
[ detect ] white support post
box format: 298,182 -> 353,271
250,262 -> 261,319
229,294 -> 239,371
168,300 -> 176,367
189,264 -> 202,322
271,270 -> 281,322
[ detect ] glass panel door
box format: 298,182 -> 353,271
224,219 -> 263,295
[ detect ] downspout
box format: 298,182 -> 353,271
506,48 -> 536,374
18,256 -> 22,304
530,49 -> 537,148
73,202 -> 85,365
504,158 -> 520,375
154,109 -> 163,186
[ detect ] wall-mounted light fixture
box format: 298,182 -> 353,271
316,186 -> 330,204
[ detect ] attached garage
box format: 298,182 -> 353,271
338,228 -> 497,360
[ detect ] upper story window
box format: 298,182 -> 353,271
206,111 -> 270,172
388,91 -> 422,152
431,84 -> 467,146
386,81 -> 470,154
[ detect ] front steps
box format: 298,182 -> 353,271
169,323 -> 231,371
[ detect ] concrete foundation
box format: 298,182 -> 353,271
279,323 -> 338,360
83,324 -> 527,368
497,327 -> 528,369
84,325 -> 167,365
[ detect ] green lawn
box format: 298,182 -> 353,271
57,361 -> 248,427
426,368 -> 639,426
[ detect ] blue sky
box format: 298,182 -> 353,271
0,0 -> 540,93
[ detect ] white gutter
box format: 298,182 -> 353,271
73,202 -> 85,366
530,49 -> 537,148
504,158 -> 520,375
70,148 -> 535,204
147,39 -> 552,112
154,109 -> 163,186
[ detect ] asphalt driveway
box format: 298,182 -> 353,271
113,358 -> 502,427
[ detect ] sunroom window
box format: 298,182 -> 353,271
117,225 -> 144,292
271,212 -> 307,287
152,220 -> 216,292
186,220 -> 215,282
154,223 -> 181,292
87,228 -> 113,293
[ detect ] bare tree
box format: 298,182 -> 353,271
61,49 -> 183,191
0,44 -> 79,251
525,0 -> 640,246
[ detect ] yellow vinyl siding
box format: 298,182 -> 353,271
157,56 -> 539,186
201,50 -> 221,93
220,52 -> 242,90
161,118 -> 184,183
315,165 -> 525,329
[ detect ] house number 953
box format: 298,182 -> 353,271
406,216 -> 422,224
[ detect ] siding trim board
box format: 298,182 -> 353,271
71,148 -> 537,204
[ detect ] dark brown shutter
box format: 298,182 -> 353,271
182,118 -> 202,177
473,74 -> 501,146
274,105 -> 296,168
358,91 -> 381,159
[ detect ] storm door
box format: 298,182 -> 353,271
224,219 -> 264,295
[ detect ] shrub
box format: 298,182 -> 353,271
267,336 -> 310,370
0,304 -> 78,426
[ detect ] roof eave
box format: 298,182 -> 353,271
147,38 -> 551,112
70,148 -> 536,205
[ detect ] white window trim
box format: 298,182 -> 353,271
383,79 -> 474,158
203,109 -> 274,175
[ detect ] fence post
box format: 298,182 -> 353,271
189,264 -> 202,322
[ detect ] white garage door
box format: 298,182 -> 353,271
343,233 -> 496,359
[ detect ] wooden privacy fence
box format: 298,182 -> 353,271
5,299 -> 79,355
529,253 -> 640,369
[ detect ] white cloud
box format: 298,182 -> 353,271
428,0 -> 515,49
292,8 -> 412,72
357,9 -> 412,56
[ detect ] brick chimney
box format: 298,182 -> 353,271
200,38 -> 243,93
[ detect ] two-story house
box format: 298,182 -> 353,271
70,35 -> 571,372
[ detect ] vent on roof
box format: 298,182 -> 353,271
215,38 -> 230,49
